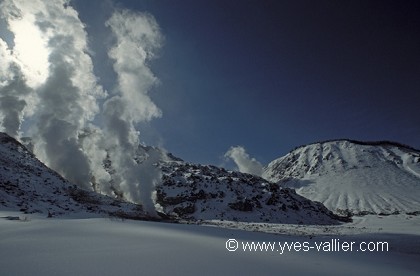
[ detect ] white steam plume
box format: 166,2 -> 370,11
0,39 -> 32,137
103,9 -> 163,216
0,1 -> 165,215
0,0 -> 49,89
0,0 -> 107,189
225,146 -> 263,176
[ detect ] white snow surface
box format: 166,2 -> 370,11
0,211 -> 419,275
264,140 -> 420,215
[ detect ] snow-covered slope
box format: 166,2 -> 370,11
2,132 -> 345,224
100,142 -> 348,224
263,140 -> 420,215
0,133 -> 151,220
100,143 -> 348,224
156,161 -> 347,224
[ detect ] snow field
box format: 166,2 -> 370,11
0,211 -> 419,276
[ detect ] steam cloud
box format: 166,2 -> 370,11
103,10 -> 163,215
0,0 -> 164,216
225,146 -> 263,176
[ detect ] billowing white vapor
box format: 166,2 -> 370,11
103,9 -> 163,215
225,146 -> 263,176
0,0 -> 164,216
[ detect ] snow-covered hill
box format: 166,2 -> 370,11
108,145 -> 348,224
0,133 -> 152,220
156,161 -> 347,224
1,132 -> 346,224
263,140 -> 420,215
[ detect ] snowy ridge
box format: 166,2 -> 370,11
263,140 -> 420,215
0,133 -> 151,220
2,132 -> 345,224
157,161 -> 347,224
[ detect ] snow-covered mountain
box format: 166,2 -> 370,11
156,161 -> 346,224
0,132 -> 152,220
1,133 -> 345,224
263,140 -> 420,215
106,144 -> 346,224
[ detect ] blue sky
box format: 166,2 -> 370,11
73,0 -> 420,167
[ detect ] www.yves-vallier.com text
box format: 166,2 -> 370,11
225,239 -> 389,254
